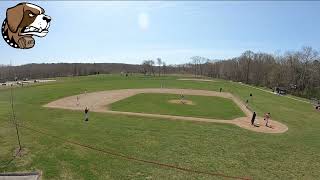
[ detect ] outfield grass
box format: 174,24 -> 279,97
110,93 -> 245,120
0,74 -> 319,179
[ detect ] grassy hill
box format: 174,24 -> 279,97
0,74 -> 319,179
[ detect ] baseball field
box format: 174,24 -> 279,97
0,74 -> 319,179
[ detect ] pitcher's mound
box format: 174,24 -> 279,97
168,99 -> 195,105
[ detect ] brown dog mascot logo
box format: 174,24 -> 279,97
2,3 -> 51,49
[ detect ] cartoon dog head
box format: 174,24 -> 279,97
1,3 -> 51,49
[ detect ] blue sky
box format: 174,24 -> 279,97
1,1 -> 320,65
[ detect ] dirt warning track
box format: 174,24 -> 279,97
44,88 -> 288,133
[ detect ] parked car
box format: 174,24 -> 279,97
275,87 -> 287,95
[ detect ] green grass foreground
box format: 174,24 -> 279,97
110,93 -> 245,120
0,74 -> 319,179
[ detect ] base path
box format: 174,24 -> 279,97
44,88 -> 288,133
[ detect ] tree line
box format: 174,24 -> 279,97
1,46 -> 319,99
188,47 -> 320,99
0,63 -> 141,81
0,61 -> 177,81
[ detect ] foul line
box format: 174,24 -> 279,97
21,124 -> 251,180
236,82 -> 311,104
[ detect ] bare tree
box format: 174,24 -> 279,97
191,56 -> 206,77
141,60 -> 155,76
162,61 -> 167,75
150,60 -> 155,76
157,58 -> 162,77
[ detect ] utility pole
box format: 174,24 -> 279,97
9,60 -> 22,151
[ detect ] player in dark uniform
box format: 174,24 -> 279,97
251,112 -> 256,125
84,107 -> 89,121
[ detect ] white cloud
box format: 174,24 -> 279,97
138,12 -> 149,31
